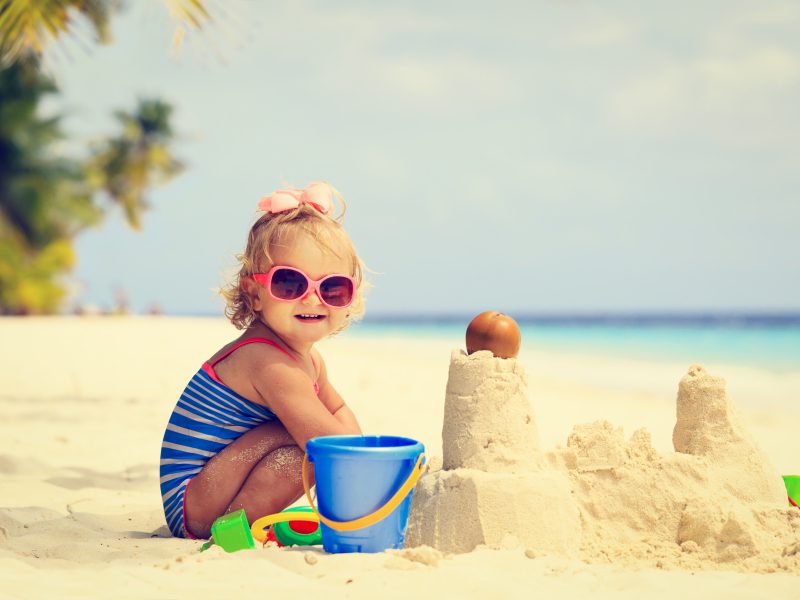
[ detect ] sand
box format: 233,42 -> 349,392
1,316 -> 799,599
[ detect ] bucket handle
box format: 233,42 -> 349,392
301,452 -> 426,532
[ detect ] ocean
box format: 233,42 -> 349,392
346,314 -> 800,372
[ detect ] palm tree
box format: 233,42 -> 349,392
0,58 -> 98,313
0,0 -> 209,64
0,60 -> 184,313
0,0 -> 198,313
87,99 -> 184,230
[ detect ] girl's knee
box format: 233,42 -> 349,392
264,445 -> 304,485
225,445 -> 306,517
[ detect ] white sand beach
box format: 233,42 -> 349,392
1,317 -> 798,599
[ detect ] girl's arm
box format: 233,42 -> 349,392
249,349 -> 359,450
331,403 -> 361,432
312,348 -> 362,434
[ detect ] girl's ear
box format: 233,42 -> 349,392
240,276 -> 263,311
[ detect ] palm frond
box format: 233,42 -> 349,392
164,0 -> 212,52
0,0 -> 115,64
165,0 -> 210,29
88,98 -> 183,231
0,0 -> 214,64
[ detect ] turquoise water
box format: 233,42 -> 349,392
347,316 -> 800,372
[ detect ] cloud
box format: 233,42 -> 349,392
608,45 -> 800,146
605,2 -> 800,150
725,1 -> 800,27
253,3 -> 519,108
364,55 -> 515,107
563,17 -> 640,47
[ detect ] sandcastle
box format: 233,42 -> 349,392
406,353 -> 800,572
405,349 -> 581,554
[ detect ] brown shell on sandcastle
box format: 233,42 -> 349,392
405,317 -> 800,572
465,311 -> 521,359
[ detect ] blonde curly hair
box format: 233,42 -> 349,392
222,187 -> 366,331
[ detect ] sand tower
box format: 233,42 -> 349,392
672,364 -> 787,504
405,350 -> 581,554
557,364 -> 794,566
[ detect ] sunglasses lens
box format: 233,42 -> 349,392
270,268 -> 308,300
320,276 -> 354,307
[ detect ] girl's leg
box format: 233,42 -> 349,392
225,444 -> 306,517
183,421 -> 305,538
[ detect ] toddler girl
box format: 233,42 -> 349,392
159,181 -> 364,539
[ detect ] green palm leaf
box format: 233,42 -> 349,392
0,0 -> 114,64
0,59 -> 97,314
0,0 -> 210,64
87,98 -> 184,230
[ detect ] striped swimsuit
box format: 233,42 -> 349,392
159,338 -> 318,538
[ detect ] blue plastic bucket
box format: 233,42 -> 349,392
305,435 -> 425,553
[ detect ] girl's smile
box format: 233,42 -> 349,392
294,313 -> 326,322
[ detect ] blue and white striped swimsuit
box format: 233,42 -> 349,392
159,338 -> 309,538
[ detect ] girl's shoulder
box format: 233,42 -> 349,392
207,334 -> 294,367
209,335 -> 317,408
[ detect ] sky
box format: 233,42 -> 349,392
40,0 -> 800,316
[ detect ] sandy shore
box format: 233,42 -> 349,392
1,317 -> 798,599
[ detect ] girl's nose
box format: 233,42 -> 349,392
301,286 -> 323,306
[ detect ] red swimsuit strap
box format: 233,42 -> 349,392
206,337 -> 295,367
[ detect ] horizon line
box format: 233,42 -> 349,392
141,310 -> 800,325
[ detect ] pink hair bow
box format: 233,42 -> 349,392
257,181 -> 334,214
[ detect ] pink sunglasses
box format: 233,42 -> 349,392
252,266 -> 355,308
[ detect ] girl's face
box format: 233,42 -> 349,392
250,231 -> 352,350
